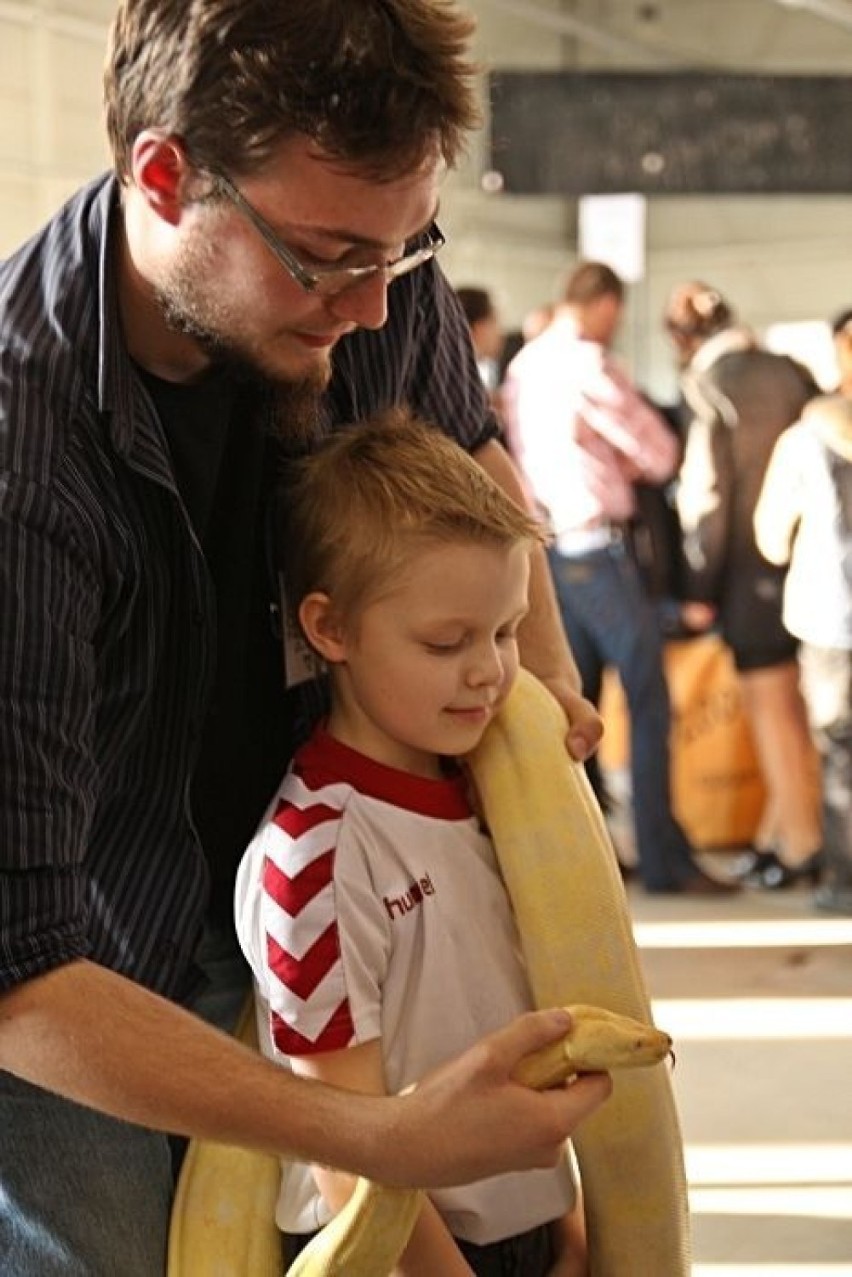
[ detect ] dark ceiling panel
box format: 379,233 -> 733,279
488,71 -> 852,194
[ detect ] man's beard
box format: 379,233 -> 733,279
155,245 -> 327,447
269,377 -> 326,449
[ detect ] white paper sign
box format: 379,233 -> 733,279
578,193 -> 646,283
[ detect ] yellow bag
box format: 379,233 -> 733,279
600,634 -> 766,850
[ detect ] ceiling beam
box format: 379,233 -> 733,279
479,0 -> 694,66
766,0 -> 852,34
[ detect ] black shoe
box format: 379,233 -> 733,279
733,846 -> 767,879
742,849 -> 823,891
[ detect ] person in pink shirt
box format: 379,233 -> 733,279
505,261 -> 735,895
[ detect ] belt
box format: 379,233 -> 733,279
553,523 -> 626,555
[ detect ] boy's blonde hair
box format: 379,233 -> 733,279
279,407 -> 545,626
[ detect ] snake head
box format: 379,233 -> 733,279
513,1004 -> 673,1089
565,1004 -> 673,1073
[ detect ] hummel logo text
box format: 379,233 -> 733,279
383,874 -> 435,921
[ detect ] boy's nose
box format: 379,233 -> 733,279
467,643 -> 504,687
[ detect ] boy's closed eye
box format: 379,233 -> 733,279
421,622 -> 524,655
423,638 -> 466,654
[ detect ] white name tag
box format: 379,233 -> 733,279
279,572 -> 325,689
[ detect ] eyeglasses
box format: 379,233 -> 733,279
213,173 -> 445,298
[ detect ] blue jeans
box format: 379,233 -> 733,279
549,544 -> 699,891
0,924 -> 250,1276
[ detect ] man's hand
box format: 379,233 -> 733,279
0,969 -> 607,1194
377,1010 -> 612,1189
538,676 -> 603,763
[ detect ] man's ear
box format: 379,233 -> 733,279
298,592 -> 348,664
130,130 -> 194,226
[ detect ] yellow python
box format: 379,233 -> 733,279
168,669 -> 691,1276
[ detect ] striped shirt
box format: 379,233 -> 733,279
0,173 -> 496,1001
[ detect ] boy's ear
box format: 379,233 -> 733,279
298,592 -> 348,663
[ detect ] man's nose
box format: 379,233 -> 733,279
326,272 -> 389,331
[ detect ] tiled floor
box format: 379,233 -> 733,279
627,861 -> 852,1275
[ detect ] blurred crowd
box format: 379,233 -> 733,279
455,269 -> 852,915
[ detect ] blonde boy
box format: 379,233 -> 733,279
236,409 -> 586,1275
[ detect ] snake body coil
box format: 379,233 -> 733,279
168,669 -> 690,1275
468,670 -> 690,1275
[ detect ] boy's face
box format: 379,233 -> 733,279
326,540 -> 530,778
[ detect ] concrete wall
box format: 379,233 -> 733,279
0,0 -> 112,250
3,0 -> 852,401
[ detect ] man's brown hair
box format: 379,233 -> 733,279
563,261 -> 624,307
104,0 -> 481,181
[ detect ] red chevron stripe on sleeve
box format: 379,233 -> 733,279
261,791 -> 355,1057
270,1000 -> 355,1056
264,848 -> 334,916
272,799 -> 339,837
267,926 -> 342,1001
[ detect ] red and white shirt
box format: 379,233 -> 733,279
234,726 -> 575,1242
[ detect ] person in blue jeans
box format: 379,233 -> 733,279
506,260 -> 737,895
547,540 -> 715,893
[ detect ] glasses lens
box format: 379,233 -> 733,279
306,227 -> 445,297
311,271 -> 367,299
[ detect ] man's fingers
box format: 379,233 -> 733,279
491,1007 -> 574,1067
562,1070 -> 613,1113
527,674 -> 602,761
530,1073 -> 613,1167
562,689 -> 603,762
389,1011 -> 613,1187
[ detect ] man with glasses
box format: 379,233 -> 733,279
214,172 -> 447,297
0,0 -> 606,1272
